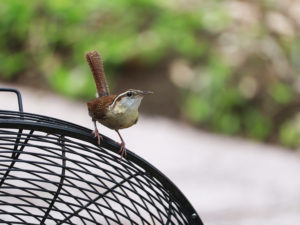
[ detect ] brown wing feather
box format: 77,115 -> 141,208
85,50 -> 110,97
87,95 -> 116,120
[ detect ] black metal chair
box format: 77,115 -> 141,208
0,88 -> 203,225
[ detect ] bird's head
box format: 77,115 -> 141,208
110,89 -> 153,112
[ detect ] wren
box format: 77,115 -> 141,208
85,51 -> 152,159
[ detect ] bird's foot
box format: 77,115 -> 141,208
118,141 -> 126,160
92,129 -> 103,146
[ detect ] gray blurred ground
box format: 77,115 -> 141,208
1,83 -> 300,225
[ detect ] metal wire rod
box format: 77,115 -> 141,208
0,104 -> 202,225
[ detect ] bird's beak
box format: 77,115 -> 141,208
140,90 -> 153,96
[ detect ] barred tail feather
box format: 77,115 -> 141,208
85,51 -> 110,97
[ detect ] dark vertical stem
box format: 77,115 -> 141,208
0,129 -> 33,187
40,135 -> 66,225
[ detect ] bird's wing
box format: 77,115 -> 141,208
87,95 -> 116,120
85,50 -> 110,97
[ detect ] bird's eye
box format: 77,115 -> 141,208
126,92 -> 132,97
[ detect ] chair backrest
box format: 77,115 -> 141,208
0,88 -> 203,225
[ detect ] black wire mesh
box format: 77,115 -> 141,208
0,89 -> 203,225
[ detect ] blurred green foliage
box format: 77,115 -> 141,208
1,0 -> 300,148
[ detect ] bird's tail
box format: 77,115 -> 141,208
85,51 -> 110,97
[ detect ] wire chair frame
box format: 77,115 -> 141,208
0,88 -> 203,225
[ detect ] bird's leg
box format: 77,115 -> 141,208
92,120 -> 102,146
115,129 -> 126,159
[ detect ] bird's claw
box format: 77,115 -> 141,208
92,130 -> 103,146
118,142 -> 126,160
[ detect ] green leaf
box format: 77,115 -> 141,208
212,112 -> 240,135
268,82 -> 293,104
184,95 -> 211,123
279,122 -> 300,148
244,109 -> 272,140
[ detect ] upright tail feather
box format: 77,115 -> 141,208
85,51 -> 110,97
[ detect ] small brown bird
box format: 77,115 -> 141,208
85,50 -> 152,158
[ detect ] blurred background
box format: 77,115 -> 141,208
1,0 -> 300,148
1,0 -> 300,224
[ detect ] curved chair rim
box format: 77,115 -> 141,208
0,110 -> 203,225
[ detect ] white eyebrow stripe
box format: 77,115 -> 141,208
109,91 -> 130,108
